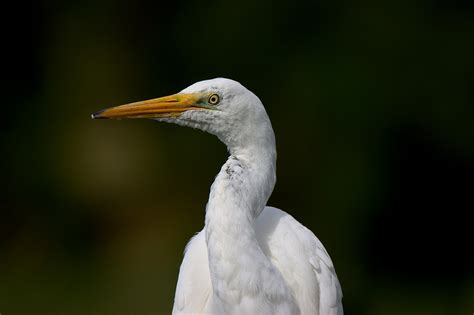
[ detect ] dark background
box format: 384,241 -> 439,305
1,0 -> 473,314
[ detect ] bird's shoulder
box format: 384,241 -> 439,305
172,230 -> 212,314
255,206 -> 343,315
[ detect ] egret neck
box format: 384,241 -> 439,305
204,121 -> 296,312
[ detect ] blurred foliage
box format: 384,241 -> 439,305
1,0 -> 473,314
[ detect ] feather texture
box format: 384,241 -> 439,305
173,207 -> 343,315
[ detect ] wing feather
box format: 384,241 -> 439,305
172,230 -> 212,314
256,207 -> 343,315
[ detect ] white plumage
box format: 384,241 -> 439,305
174,207 -> 343,315
93,78 -> 343,315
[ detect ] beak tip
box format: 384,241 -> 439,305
91,109 -> 107,119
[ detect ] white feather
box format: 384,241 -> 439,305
173,207 -> 343,315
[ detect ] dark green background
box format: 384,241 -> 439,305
2,0 -> 473,314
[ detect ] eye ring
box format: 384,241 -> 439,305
208,94 -> 220,105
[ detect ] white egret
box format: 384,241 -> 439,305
92,78 -> 343,315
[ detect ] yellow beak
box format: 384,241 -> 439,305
91,93 -> 207,119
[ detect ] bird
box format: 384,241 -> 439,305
92,78 -> 343,315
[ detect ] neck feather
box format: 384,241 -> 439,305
204,136 -> 297,311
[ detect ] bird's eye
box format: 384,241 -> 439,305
208,94 -> 220,105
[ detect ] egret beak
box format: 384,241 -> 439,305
91,93 -> 207,119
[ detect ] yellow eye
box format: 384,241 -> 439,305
208,94 -> 220,105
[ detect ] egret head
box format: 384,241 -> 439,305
92,78 -> 274,152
